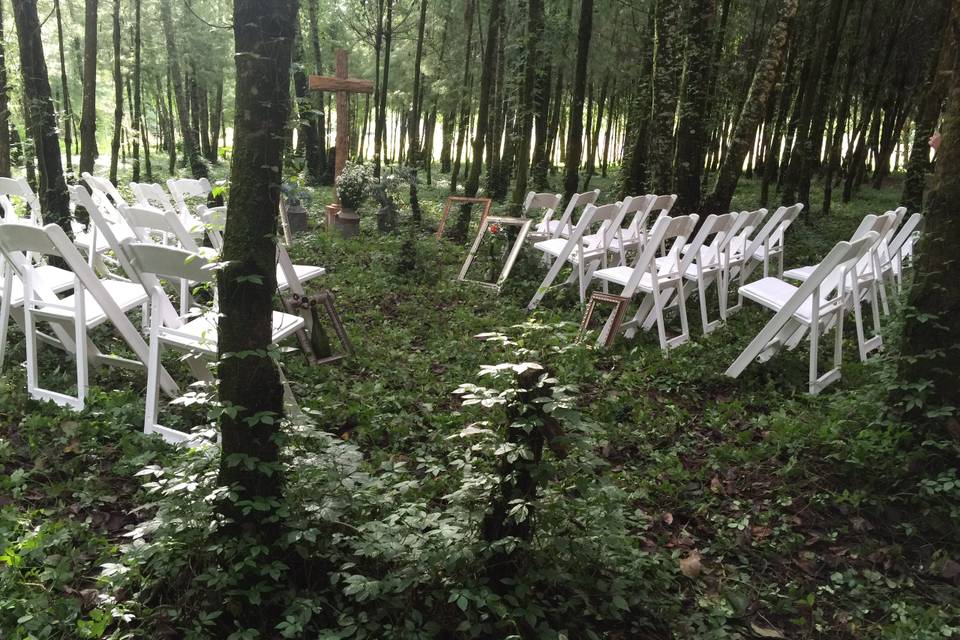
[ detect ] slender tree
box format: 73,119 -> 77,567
649,0 -> 684,194
510,0 -> 545,211
53,0 -> 72,177
0,0 -> 9,178
218,0 -> 299,533
702,0 -> 798,215
11,0 -> 72,231
160,0 -> 207,178
78,0 -> 98,174
562,0 -> 593,202
109,0 -> 123,183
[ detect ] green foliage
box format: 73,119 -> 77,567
336,161 -> 373,211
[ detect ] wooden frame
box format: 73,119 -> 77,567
457,216 -> 532,292
435,196 -> 492,241
282,290 -> 353,366
577,292 -> 630,348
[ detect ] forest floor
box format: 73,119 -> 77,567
1,169 -> 958,639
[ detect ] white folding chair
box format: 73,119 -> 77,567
605,195 -> 656,265
538,189 -> 601,240
592,214 -> 699,352
720,208 -> 768,316
726,232 -> 878,395
0,221 -> 178,409
523,191 -> 563,241
784,212 -> 896,361
82,172 -> 130,209
883,213 -> 923,292
678,212 -> 739,334
741,203 -> 804,279
120,240 -> 304,444
132,181 -> 206,237
526,202 -> 626,310
167,177 -> 213,218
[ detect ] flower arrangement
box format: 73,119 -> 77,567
336,161 -> 372,211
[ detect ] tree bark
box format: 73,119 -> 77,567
561,0 -> 593,202
53,0 -> 72,177
374,0 -> 394,178
510,0 -> 544,211
11,0 -> 73,231
702,0 -> 798,215
649,0 -> 684,194
109,0 -> 123,183
407,0 -> 428,167
899,0 -> 960,439
160,0 -> 207,178
307,0 -> 328,181
0,1 -> 9,178
674,0 -> 716,213
218,0 -> 298,536
78,0 -> 98,175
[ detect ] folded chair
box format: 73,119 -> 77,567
592,213 -> 699,352
526,202 -> 626,310
740,203 -> 804,279
0,221 -> 178,409
784,212 -> 897,361
726,232 -> 878,395
523,192 -> 563,241
120,240 -> 304,444
131,181 -> 205,237
678,212 -> 740,334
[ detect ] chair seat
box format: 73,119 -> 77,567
535,220 -> 572,238
533,238 -> 605,263
74,224 -> 137,254
1,265 -> 75,306
595,257 -> 680,292
160,310 -> 304,355
277,264 -> 326,291
38,280 -> 147,328
783,265 -> 814,282
739,277 -> 838,325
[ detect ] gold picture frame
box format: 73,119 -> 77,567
457,216 -> 533,292
577,292 -> 630,348
435,196 -> 493,241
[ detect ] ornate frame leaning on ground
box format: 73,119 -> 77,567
282,290 -> 354,366
457,216 -> 533,292
435,196 -> 493,241
578,292 -> 630,348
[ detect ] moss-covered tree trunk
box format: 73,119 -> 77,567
899,0 -> 960,438
509,0 -> 544,213
108,0 -> 122,184
702,0 -> 797,215
53,0 -> 72,178
561,0 -> 593,203
160,0 -> 207,178
217,0 -> 298,528
11,0 -> 73,231
78,0 -> 97,175
0,0 -> 9,178
132,0 -> 144,181
673,0 -> 715,214
648,0 -> 684,195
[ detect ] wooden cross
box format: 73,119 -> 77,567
309,49 -> 374,181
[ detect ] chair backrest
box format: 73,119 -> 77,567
82,172 -> 128,208
578,202 -> 625,253
131,182 -> 178,214
197,206 -> 226,251
618,214 -> 698,295
167,177 -> 212,218
0,177 -> 42,223
888,212 -> 923,259
523,191 -> 562,214
122,240 -> 214,285
729,208 -> 767,257
118,204 -> 201,252
618,194 -> 656,240
748,202 -> 803,257
553,189 -> 601,237
681,211 -> 739,275
814,232 -> 880,305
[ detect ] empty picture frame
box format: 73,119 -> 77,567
577,292 -> 630,348
435,196 -> 493,241
457,216 -> 533,292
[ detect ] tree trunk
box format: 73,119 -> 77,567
53,0 -> 73,178
674,0 -> 716,213
649,0 -> 684,194
456,0 -> 503,236
307,0 -> 328,181
407,0 -> 428,167
702,0 -> 798,215
160,0 -> 207,178
0,1 -> 9,178
109,0 -> 123,183
899,0 -> 960,439
11,0 -> 73,231
209,79 -> 223,164
374,0 -> 393,178
294,34 -> 322,184
530,63 -> 551,190
510,0 -> 544,212
218,0 -> 298,540
450,0 -> 476,193
78,0 -> 98,175
132,0 -> 145,181
583,76 -> 608,191
561,0 -> 593,203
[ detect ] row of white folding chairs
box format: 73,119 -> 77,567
727,208 -> 923,394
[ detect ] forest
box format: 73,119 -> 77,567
0,0 -> 959,638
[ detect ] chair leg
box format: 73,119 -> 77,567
144,300 -> 164,436
526,254 -> 568,310
809,316 -> 820,394
0,272 -> 12,373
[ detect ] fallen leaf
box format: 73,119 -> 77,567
710,475 -> 723,494
679,550 -> 701,578
750,621 -> 786,638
